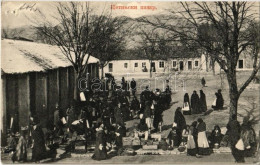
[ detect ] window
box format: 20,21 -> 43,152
124,63 -> 128,68
188,61 -> 192,70
238,60 -> 244,69
142,62 -> 146,67
135,63 -> 138,67
172,61 -> 177,68
159,61 -> 165,68
195,61 -> 199,67
108,63 -> 113,72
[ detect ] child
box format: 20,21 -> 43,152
168,127 -> 178,148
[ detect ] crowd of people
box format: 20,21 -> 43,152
182,89 -> 224,115
3,76 -> 257,163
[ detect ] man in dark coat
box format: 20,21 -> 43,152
153,93 -> 164,132
130,96 -> 140,118
130,78 -> 137,96
174,107 -> 186,146
199,90 -> 207,112
226,114 -> 241,163
191,91 -> 200,114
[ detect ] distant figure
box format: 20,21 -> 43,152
191,91 -> 200,114
130,78 -> 137,96
121,77 -> 126,90
201,77 -> 206,87
199,90 -> 207,112
212,89 -> 224,110
182,93 -> 191,115
143,66 -> 148,72
217,89 -> 224,109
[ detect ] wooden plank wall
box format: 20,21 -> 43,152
59,67 -> 69,111
17,74 -> 30,127
3,64 -> 99,132
35,72 -> 48,128
47,69 -> 59,125
5,75 -> 19,132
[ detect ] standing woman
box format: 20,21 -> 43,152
199,90 -> 207,113
197,118 -> 211,156
182,93 -> 191,115
31,119 -> 46,162
174,107 -> 186,147
92,122 -> 107,161
191,91 -> 200,114
187,124 -> 197,156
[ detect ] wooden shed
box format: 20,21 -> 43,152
1,39 -> 99,140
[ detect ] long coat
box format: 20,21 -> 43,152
93,129 -> 107,160
199,91 -> 207,112
191,93 -> 200,114
153,98 -> 164,130
32,126 -> 46,162
216,92 -> 224,109
174,110 -> 186,146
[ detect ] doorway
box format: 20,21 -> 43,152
188,61 -> 192,70
179,61 -> 184,71
151,62 -> 156,72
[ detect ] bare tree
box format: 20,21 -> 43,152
34,2 -> 124,100
90,15 -> 128,78
139,2 -> 260,120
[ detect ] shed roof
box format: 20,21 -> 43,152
1,39 -> 99,74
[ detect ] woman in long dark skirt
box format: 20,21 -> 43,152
174,107 -> 186,147
92,122 -> 107,161
199,90 -> 207,112
31,121 -> 46,162
191,91 -> 200,114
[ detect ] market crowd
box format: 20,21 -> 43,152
3,77 -> 257,163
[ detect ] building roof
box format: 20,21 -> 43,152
1,39 -> 99,74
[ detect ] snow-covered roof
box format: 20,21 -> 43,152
1,39 -> 99,74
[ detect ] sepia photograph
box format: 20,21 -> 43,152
1,1 -> 260,164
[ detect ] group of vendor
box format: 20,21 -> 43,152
4,76 -> 257,163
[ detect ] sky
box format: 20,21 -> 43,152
2,1 -> 176,28
2,1 -> 259,29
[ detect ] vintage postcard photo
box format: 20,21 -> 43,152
1,1 -> 260,164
